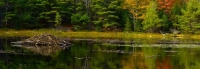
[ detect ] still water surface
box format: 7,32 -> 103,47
0,37 -> 200,69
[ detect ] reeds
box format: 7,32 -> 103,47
0,29 -> 197,40
62,32 -> 163,39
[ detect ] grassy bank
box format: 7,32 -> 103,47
0,29 -> 194,39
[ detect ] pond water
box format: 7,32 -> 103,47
1,37 -> 200,69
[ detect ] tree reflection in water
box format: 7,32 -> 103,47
17,45 -> 62,55
121,51 -> 147,69
1,37 -> 200,69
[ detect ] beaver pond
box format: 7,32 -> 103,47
1,36 -> 200,69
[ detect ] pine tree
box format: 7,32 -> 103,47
177,0 -> 200,33
123,11 -> 132,32
170,3 -> 184,30
142,1 -> 162,32
2,0 -> 41,29
91,0 -> 107,31
0,0 -> 3,6
103,0 -> 121,31
55,12 -> 62,26
71,2 -> 90,31
91,0 -> 121,31
0,0 -> 5,28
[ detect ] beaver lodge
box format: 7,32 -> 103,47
11,34 -> 71,47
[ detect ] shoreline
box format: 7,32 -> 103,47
0,29 -> 195,40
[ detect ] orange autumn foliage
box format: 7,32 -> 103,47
156,57 -> 172,69
123,0 -> 150,19
157,0 -> 188,13
157,0 -> 176,13
121,52 -> 147,69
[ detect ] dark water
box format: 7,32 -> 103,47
1,37 -> 200,69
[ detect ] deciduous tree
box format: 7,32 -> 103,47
157,0 -> 176,13
123,0 -> 150,31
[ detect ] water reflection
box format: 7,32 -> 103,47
121,51 -> 147,69
14,45 -> 62,55
0,37 -> 200,69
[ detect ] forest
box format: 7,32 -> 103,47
0,0 -> 200,34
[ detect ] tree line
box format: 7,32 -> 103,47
0,0 -> 200,33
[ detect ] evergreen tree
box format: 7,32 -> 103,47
123,11 -> 132,32
0,0 -> 5,28
142,1 -> 162,32
56,0 -> 74,26
170,3 -> 184,30
91,0 -> 107,31
55,12 -> 62,26
71,2 -> 90,31
91,0 -> 121,31
36,0 -> 57,27
2,0 -> 41,29
0,1 -> 3,6
104,0 -> 121,31
160,13 -> 171,32
177,0 -> 200,33
36,0 -> 73,28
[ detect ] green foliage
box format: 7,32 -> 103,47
71,2 -> 90,31
1,0 -> 42,29
123,11 -> 132,32
55,12 -> 62,26
71,13 -> 90,30
171,3 -> 184,29
161,14 -> 171,31
1,0 -> 74,29
142,1 -> 162,32
0,0 -> 142,32
1,0 -> 199,33
177,0 -> 200,34
0,0 -> 4,6
124,18 -> 132,31
92,0 -> 122,31
92,0 -> 107,31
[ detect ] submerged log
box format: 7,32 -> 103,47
11,34 -> 71,47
